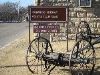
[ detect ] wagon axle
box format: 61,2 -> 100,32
38,52 -> 91,66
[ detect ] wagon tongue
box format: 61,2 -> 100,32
71,57 -> 90,64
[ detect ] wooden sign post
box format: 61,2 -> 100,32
28,6 -> 69,51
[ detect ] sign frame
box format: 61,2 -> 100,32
79,0 -> 92,7
28,6 -> 69,51
29,6 -> 67,22
33,25 -> 60,33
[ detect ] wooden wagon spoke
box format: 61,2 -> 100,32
26,37 -> 53,74
70,39 -> 95,75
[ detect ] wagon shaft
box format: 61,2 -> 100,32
75,36 -> 100,53
93,36 -> 100,45
41,53 -> 90,66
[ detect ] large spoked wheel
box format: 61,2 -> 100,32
26,37 -> 53,74
69,40 -> 96,75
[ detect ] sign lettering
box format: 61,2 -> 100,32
29,7 -> 67,22
33,25 -> 60,33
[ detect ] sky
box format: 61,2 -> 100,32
0,0 -> 36,7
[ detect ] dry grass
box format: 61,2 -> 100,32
0,32 -> 100,75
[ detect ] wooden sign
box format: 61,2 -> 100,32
33,25 -> 60,33
29,6 -> 67,22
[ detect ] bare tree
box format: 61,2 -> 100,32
0,2 -> 27,22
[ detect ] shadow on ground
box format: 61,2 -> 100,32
0,64 -> 100,75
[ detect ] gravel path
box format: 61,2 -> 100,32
0,22 -> 28,48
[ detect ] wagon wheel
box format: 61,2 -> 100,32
69,39 -> 96,75
76,21 -> 92,42
26,37 -> 53,74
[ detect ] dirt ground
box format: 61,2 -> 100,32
0,32 -> 100,75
